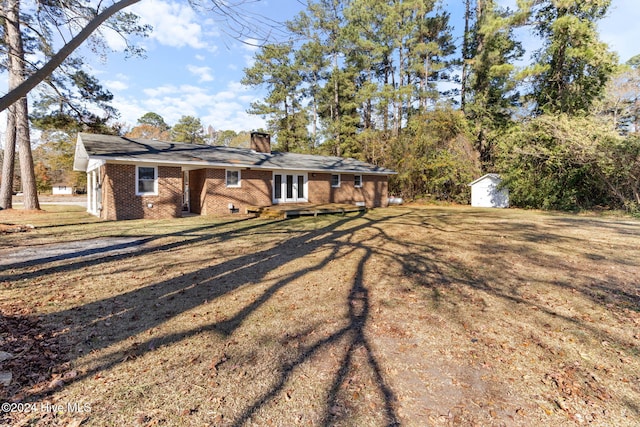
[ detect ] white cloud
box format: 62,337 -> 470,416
115,79 -> 264,132
100,28 -> 129,52
213,91 -> 237,100
242,38 -> 260,52
202,109 -> 265,132
143,85 -> 179,97
111,101 -> 147,129
131,0 -> 209,49
227,81 -> 249,92
105,80 -> 129,91
187,65 -> 214,82
244,54 -> 256,68
0,111 -> 6,139
195,54 -> 206,61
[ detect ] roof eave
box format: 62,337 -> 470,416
82,155 -> 396,175
73,135 -> 89,171
468,173 -> 501,186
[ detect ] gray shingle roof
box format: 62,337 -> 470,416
74,133 -> 396,175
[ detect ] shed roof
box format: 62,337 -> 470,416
468,173 -> 502,187
74,133 -> 396,175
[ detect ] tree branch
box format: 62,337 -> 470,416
0,0 -> 141,113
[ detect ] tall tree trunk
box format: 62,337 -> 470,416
311,74 -> 318,150
333,54 -> 341,157
395,45 -> 403,137
16,98 -> 39,209
283,97 -> 290,152
421,55 -> 431,113
0,0 -> 141,113
6,0 -> 39,210
0,107 -> 17,209
383,58 -> 391,135
461,0 -> 472,112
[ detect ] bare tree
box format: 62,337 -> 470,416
0,106 -> 17,208
0,0 -> 286,113
1,0 -> 39,209
0,0 -> 141,113
0,0 -> 284,209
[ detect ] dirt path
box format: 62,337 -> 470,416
9,195 -> 87,207
0,237 -> 149,268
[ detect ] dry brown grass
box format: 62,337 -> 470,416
1,205 -> 639,426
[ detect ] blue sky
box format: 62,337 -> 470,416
2,0 -> 640,138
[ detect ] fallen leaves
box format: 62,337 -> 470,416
0,304 -> 70,402
0,223 -> 34,234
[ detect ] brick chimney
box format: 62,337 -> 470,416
250,132 -> 271,154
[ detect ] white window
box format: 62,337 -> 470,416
226,169 -> 241,187
331,174 -> 340,188
136,166 -> 158,195
354,175 -> 362,188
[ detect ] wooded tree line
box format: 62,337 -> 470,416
2,0 -> 639,213
242,0 -> 640,212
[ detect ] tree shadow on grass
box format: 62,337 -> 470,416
6,207 -> 639,424
0,218 -> 258,279
10,210 -> 408,424
229,243 -> 400,427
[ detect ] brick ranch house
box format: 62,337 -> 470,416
73,132 -> 396,220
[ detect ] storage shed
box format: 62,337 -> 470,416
468,174 -> 509,208
52,184 -> 74,195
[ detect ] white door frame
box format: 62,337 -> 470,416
182,170 -> 190,212
273,171 -> 308,204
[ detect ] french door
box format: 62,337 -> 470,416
273,172 -> 307,203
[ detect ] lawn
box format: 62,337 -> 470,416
1,205 -> 639,426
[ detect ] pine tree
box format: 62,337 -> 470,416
527,0 -> 617,115
171,116 -> 206,144
462,0 -> 524,170
242,42 -> 308,152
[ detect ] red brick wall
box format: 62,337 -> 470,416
200,168 -> 272,216
99,164 -> 388,220
362,175 -> 389,207
250,132 -> 271,153
308,174 -> 330,205
101,164 -> 182,220
308,173 -> 388,207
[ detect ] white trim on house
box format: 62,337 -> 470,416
136,165 -> 158,196
225,169 -> 241,188
87,158 -> 105,172
87,169 -> 101,216
354,174 -> 363,188
331,174 -> 341,188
